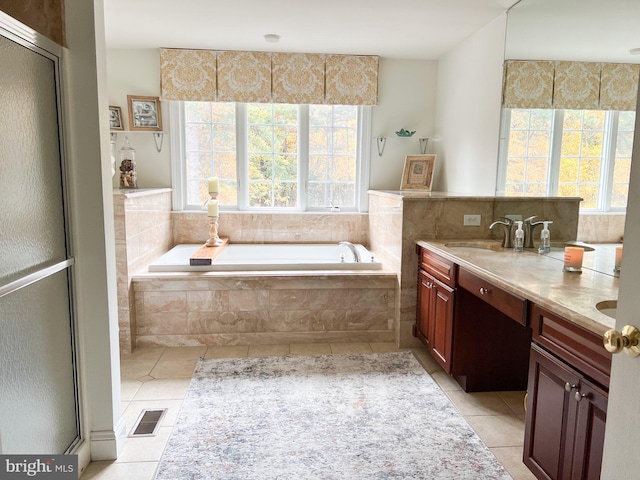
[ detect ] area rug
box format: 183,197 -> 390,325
156,352 -> 512,479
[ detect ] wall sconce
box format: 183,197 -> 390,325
419,137 -> 429,154
376,137 -> 387,156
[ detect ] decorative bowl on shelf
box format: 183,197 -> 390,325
395,128 -> 416,137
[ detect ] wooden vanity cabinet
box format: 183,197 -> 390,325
524,304 -> 611,480
524,345 -> 607,480
416,247 -> 456,373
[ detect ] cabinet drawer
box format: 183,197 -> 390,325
419,248 -> 456,287
458,268 -> 527,325
530,303 -> 611,388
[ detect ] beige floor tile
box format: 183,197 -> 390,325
204,345 -> 249,359
133,379 -> 191,401
369,342 -> 409,353
247,344 -> 290,357
158,346 -> 207,361
122,399 -> 184,433
497,390 -> 528,418
464,414 -> 525,448
431,370 -> 463,391
289,343 -> 332,355
490,446 -> 537,480
329,342 -> 373,354
445,391 -> 515,416
121,346 -> 165,362
120,380 -> 143,401
116,427 -> 172,463
411,348 -> 441,374
80,460 -> 157,479
120,359 -> 159,381
149,358 -> 198,379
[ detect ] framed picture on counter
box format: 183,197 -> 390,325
400,154 -> 436,190
109,105 -> 124,131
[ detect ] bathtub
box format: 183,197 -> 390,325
148,243 -> 382,272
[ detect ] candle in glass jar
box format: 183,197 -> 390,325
563,246 -> 583,272
615,246 -> 623,271
208,176 -> 219,194
207,199 -> 219,217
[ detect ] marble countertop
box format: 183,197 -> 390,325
416,239 -> 619,336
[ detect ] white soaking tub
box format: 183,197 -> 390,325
148,243 -> 382,272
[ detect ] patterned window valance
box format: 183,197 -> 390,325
160,48 -> 379,106
502,60 -> 639,111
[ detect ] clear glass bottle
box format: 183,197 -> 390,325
119,136 -> 137,188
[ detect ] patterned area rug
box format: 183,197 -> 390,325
156,352 -> 511,479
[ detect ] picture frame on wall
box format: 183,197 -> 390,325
127,95 -> 163,131
109,105 -> 124,131
400,154 -> 436,191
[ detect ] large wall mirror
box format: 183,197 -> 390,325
505,0 -> 640,63
499,0 -> 640,257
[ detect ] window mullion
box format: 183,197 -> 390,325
298,105 -> 309,211
548,110 -> 564,195
601,111 -> 618,212
169,101 -> 186,211
236,103 -> 248,210
495,108 -> 512,196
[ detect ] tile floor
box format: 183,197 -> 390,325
80,343 -> 536,480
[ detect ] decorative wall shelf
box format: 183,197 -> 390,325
110,131 -> 164,152
373,136 -> 429,156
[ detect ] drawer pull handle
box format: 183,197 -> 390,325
565,383 -> 577,392
479,287 -> 490,295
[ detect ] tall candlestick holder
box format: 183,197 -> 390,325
205,192 -> 223,247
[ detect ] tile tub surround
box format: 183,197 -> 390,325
114,189 -> 173,353
131,271 -> 398,347
367,191 -> 582,347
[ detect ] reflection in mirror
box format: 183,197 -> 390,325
505,0 -> 640,63
497,0 -> 639,247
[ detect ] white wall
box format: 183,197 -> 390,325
369,58 -> 438,190
107,49 -> 171,189
105,51 -> 437,193
434,14 -> 507,194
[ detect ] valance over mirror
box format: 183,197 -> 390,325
160,48 -> 379,106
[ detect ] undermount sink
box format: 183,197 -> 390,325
596,300 -> 617,319
444,241 -> 503,252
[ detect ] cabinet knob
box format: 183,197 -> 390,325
565,383 -> 577,392
479,287 -> 490,295
603,325 -> 640,357
575,391 -> 589,402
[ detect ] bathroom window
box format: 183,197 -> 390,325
175,102 -> 369,212
497,108 -> 634,211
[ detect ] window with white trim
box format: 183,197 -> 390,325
176,101 -> 369,211
497,108 -> 634,211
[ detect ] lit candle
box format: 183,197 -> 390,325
208,177 -> 219,194
563,246 -> 584,273
207,199 -> 219,217
615,246 -> 623,271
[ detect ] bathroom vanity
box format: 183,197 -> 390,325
415,241 -> 616,480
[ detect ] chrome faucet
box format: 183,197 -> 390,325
489,218 -> 514,248
339,241 -> 360,262
523,216 -> 544,249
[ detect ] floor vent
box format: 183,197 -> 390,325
129,408 -> 167,437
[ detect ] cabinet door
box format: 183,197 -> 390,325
430,280 -> 455,373
417,269 -> 434,349
524,345 -> 580,480
566,379 -> 607,480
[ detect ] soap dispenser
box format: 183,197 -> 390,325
538,221 -> 553,254
514,221 -> 524,252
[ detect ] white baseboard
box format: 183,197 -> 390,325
89,416 -> 127,461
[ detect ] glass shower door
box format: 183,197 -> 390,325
0,29 -> 80,453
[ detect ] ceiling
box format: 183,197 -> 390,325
103,0 -> 518,60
